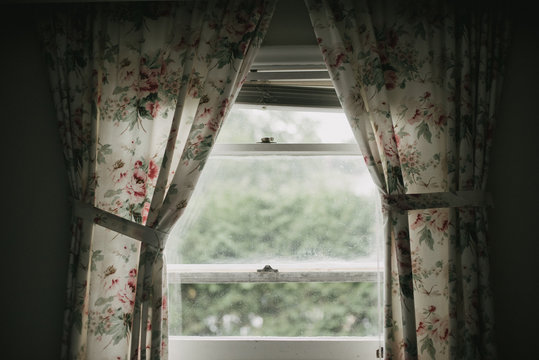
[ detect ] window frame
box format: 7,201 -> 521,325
167,54 -> 384,359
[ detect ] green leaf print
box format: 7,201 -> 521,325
419,226 -> 434,250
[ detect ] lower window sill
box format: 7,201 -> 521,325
168,336 -> 381,360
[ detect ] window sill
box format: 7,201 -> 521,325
168,336 -> 381,360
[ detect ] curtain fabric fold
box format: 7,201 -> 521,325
41,1 -> 275,358
305,0 -> 510,359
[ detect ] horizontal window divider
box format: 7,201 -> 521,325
169,336 -> 381,342
246,70 -> 330,81
211,143 -> 361,156
167,263 -> 382,284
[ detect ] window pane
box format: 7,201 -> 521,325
216,107 -> 356,144
166,156 -> 377,264
169,282 -> 379,337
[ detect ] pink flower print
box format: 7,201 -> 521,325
436,114 -> 447,126
431,316 -> 450,343
416,321 -> 427,336
142,202 -> 151,225
410,213 -> 424,230
118,284 -> 136,307
332,53 -> 346,68
162,295 -> 167,311
429,210 -> 449,232
145,101 -> 160,118
393,133 -> 401,147
148,160 -> 159,180
408,108 -> 422,124
139,65 -> 159,93
127,277 -> 136,293
126,161 -> 147,200
219,98 -> 229,117
200,107 -> 212,118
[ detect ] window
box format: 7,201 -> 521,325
166,49 -> 383,359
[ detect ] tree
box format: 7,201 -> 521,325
165,107 -> 381,337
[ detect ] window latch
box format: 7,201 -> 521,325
259,137 -> 275,143
257,265 -> 278,273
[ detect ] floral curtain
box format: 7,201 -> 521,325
41,1 -> 275,359
305,0 -> 510,359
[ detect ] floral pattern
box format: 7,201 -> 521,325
41,1 -> 275,358
306,0 -> 510,359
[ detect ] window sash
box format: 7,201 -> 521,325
167,263 -> 382,284
211,143 -> 361,156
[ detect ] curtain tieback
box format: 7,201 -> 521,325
72,199 -> 168,249
381,190 -> 493,212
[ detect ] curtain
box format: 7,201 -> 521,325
41,1 -> 275,358
305,0 -> 510,359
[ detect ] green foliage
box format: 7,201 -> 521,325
169,283 -> 379,337
166,107 -> 380,337
168,156 -> 376,264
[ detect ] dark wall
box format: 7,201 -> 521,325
1,5 -> 71,359
488,5 -> 539,358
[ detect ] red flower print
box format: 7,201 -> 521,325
129,268 -> 137,277
394,133 -> 401,147
145,101 -> 160,118
219,98 -> 229,117
207,118 -> 220,132
148,160 -> 158,180
126,161 -> 147,200
431,316 -> 450,343
332,53 -> 346,68
200,107 -> 212,117
436,114 -> 447,126
410,213 -> 424,230
416,321 -> 427,336
408,108 -> 422,124
127,278 -> 136,293
384,70 -> 397,90
428,305 -> 436,313
142,202 -> 151,225
429,209 -> 449,232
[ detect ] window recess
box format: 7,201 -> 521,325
166,47 -> 383,358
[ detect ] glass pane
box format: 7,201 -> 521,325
169,282 -> 379,337
166,156 -> 377,264
216,107 -> 356,144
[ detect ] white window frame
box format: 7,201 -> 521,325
167,140 -> 384,360
168,51 -> 384,359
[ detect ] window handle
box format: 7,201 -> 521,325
259,137 -> 275,143
257,265 -> 278,273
